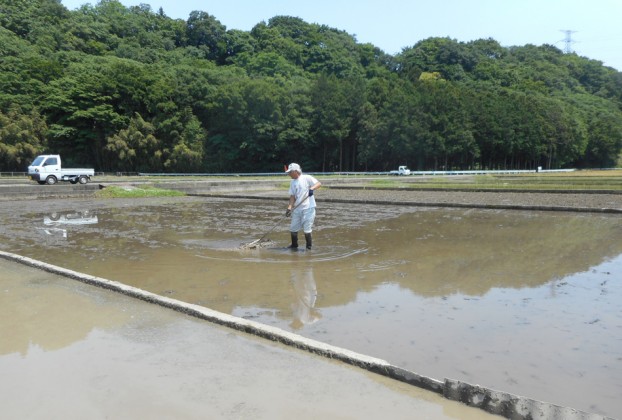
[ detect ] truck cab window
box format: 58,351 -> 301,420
31,156 -> 45,166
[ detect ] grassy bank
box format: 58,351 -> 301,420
95,185 -> 185,198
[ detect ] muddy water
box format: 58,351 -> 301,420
2,260 -> 501,420
1,197 -> 621,417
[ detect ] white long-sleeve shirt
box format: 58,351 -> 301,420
288,174 -> 319,211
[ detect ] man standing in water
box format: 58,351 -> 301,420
285,163 -> 321,250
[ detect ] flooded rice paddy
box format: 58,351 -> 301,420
0,196 -> 620,418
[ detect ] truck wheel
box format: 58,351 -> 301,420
46,176 -> 58,185
78,175 -> 89,184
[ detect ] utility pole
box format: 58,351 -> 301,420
560,30 -> 577,54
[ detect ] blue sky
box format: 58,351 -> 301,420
61,0 -> 622,71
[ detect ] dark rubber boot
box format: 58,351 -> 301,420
288,232 -> 298,249
304,233 -> 312,250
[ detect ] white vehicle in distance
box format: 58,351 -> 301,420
389,165 -> 411,175
28,154 -> 94,185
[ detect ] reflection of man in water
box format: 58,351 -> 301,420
290,266 -> 321,329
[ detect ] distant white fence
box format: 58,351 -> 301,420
406,168 -> 576,175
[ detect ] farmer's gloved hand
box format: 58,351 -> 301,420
285,209 -> 291,217
308,189 -> 314,197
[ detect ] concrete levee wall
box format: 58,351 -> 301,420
0,183 -> 99,200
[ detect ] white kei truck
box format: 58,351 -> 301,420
28,155 -> 94,185
389,165 -> 412,175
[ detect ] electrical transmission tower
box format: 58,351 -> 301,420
560,30 -> 577,53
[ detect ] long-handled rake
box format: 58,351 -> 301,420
240,194 -> 310,249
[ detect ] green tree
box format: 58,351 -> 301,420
165,113 -> 205,172
1,0 -> 621,173
43,56 -> 129,167
104,112 -> 161,171
0,106 -> 47,170
186,11 -> 227,63
309,74 -> 354,171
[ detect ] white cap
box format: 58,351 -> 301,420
285,163 -> 301,173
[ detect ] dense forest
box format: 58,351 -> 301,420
1,0 -> 621,173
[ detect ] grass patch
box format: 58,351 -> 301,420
95,185 -> 186,198
369,179 -> 402,187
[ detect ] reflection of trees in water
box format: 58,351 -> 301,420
320,210 -> 622,300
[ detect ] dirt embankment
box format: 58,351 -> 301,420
3,176 -> 622,212
219,186 -> 622,213
318,188 -> 622,211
